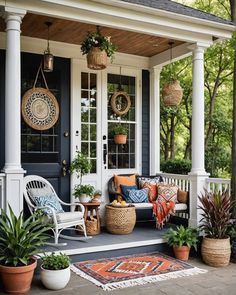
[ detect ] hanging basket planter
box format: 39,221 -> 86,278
162,79 -> 183,107
87,47 -> 108,70
114,134 -> 127,145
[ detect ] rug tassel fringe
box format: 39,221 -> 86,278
71,265 -> 207,291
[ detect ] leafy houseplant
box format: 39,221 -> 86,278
164,225 -> 198,261
73,184 -> 95,203
70,151 -> 91,185
81,28 -> 117,70
40,253 -> 71,290
113,124 -> 128,144
198,189 -> 235,267
0,205 -> 50,294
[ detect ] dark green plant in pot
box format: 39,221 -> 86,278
73,184 -> 95,198
113,125 -> 128,136
41,253 -> 71,270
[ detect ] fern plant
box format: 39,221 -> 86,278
198,189 -> 234,239
164,225 -> 198,251
0,206 -> 50,266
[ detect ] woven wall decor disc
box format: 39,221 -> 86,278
22,88 -> 59,131
111,91 -> 131,116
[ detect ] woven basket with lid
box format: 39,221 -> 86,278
162,79 -> 183,107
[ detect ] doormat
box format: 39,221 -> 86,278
71,252 -> 207,291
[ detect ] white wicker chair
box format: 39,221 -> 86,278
23,175 -> 89,246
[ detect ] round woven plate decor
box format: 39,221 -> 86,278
22,87 -> 59,131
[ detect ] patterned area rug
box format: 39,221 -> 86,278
71,252 -> 207,291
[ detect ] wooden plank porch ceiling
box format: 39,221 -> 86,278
0,13 -> 183,57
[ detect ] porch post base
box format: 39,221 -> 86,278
188,171 -> 210,228
3,168 -> 26,215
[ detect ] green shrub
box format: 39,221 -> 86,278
41,253 -> 70,270
160,159 -> 191,175
73,184 -> 95,197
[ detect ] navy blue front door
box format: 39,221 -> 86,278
21,53 -> 70,206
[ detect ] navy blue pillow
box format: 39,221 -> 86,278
121,185 -> 138,200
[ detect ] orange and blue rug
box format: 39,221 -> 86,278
71,252 -> 207,291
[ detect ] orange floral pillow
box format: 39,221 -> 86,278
114,174 -> 136,194
143,182 -> 157,202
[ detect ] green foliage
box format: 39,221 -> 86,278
73,184 -> 95,197
41,252 -> 71,270
164,225 -> 199,251
113,124 -> 128,135
81,30 -> 117,61
160,159 -> 191,175
70,151 -> 92,183
94,190 -> 102,196
0,205 -> 50,266
198,190 -> 234,239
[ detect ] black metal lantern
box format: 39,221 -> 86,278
43,22 -> 54,72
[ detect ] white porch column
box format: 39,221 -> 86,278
188,43 -> 210,228
150,66 -> 162,174
2,7 -> 26,215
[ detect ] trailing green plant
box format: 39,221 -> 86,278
198,189 -> 235,239
70,151 -> 92,184
164,225 -> 198,251
73,184 -> 95,197
41,252 -> 71,270
81,29 -> 117,62
113,124 -> 128,136
0,205 -> 50,266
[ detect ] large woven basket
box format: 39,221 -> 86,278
87,47 -> 107,70
201,236 -> 231,267
162,79 -> 183,107
86,217 -> 100,236
105,205 -> 136,235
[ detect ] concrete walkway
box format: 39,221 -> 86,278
27,258 -> 236,295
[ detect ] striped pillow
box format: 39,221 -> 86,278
126,188 -> 149,203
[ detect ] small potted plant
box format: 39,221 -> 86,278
81,26 -> 117,70
40,252 -> 71,290
0,206 -> 49,294
113,124 -> 128,144
73,184 -> 95,203
91,189 -> 102,203
164,225 -> 198,261
198,189 -> 235,267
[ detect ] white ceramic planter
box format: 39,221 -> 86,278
79,194 -> 91,203
40,266 -> 71,290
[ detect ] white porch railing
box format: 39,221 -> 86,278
205,178 -> 231,195
161,173 -> 190,191
0,173 -> 5,212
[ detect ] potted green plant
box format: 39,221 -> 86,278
198,189 -> 235,267
81,27 -> 117,70
40,252 -> 71,290
91,189 -> 102,203
164,225 -> 198,261
0,206 -> 49,294
113,124 -> 128,144
73,184 -> 95,203
70,151 -> 92,185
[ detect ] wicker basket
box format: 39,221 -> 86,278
201,236 -> 231,267
105,205 -> 136,235
87,47 -> 107,70
162,79 -> 183,107
86,217 -> 100,236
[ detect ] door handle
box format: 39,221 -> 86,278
62,160 -> 68,177
103,144 -> 107,165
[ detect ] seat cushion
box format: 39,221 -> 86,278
133,203 -> 187,211
56,211 -> 84,223
114,174 -> 136,194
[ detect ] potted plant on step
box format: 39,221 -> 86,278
0,206 -> 49,294
198,189 -> 235,267
73,184 -> 95,203
164,225 -> 198,261
40,252 -> 71,290
113,124 -> 128,144
81,26 -> 117,70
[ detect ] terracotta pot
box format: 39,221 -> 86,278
173,245 -> 190,261
87,47 -> 107,70
201,236 -> 231,267
0,257 -> 37,294
114,134 -> 127,144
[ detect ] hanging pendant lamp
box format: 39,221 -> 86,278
43,22 -> 54,72
162,41 -> 183,107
